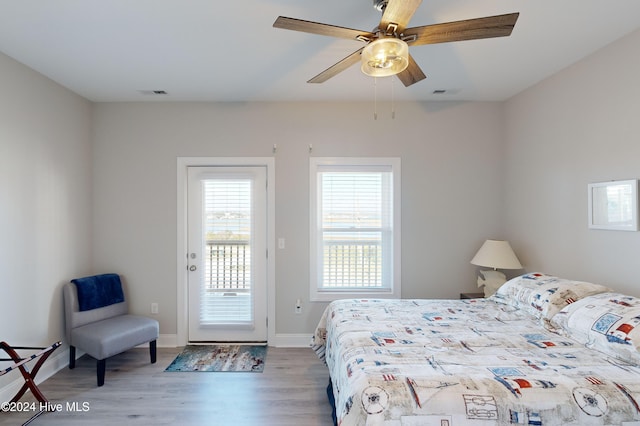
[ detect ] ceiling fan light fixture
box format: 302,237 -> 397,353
361,37 -> 409,77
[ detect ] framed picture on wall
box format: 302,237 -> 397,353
588,179 -> 638,231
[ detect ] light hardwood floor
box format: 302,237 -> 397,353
1,347 -> 333,426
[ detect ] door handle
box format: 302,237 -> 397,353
189,265 -> 197,271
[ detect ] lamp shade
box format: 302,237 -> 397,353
470,240 -> 522,270
361,37 -> 409,77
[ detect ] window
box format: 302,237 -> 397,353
310,158 -> 401,301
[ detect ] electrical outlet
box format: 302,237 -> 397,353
151,303 -> 158,314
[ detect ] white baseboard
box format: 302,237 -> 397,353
0,347 -> 69,404
157,333 -> 312,348
272,333 -> 313,348
155,334 -> 178,348
132,334 -> 179,348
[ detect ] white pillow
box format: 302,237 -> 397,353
492,273 -> 610,321
552,292 -> 640,364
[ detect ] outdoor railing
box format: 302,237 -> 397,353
204,239 -> 382,290
322,240 -> 382,287
204,241 -> 251,290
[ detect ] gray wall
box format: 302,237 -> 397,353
504,29 -> 640,294
91,101 -> 506,336
0,52 -> 92,389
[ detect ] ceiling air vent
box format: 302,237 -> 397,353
138,90 -> 168,96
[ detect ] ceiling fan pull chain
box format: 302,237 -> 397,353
374,77 -> 378,120
391,77 -> 395,119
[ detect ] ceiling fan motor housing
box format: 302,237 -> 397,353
373,0 -> 388,13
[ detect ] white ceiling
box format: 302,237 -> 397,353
1,0 -> 639,103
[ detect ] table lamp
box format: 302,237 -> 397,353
470,239 -> 523,297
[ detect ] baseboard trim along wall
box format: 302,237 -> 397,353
272,333 -> 313,348
158,333 -> 313,348
0,348 -> 69,405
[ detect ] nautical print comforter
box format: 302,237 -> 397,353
312,296 -> 640,425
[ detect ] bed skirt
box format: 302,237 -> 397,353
327,379 -> 337,426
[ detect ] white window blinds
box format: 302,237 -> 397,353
201,179 -> 253,325
310,158 -> 401,301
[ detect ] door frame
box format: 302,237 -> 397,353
177,157 -> 276,346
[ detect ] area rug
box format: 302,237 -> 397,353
165,345 -> 267,372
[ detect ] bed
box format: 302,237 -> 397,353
311,273 -> 640,425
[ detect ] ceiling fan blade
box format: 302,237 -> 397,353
396,55 -> 426,87
380,0 -> 422,33
307,48 -> 364,84
274,16 -> 375,41
404,12 -> 519,46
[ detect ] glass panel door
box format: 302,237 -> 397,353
187,166 -> 267,342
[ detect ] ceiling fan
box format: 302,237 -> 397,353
273,0 -> 519,87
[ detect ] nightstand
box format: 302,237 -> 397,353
460,292 -> 485,299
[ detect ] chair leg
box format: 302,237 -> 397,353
149,340 -> 157,364
69,346 -> 76,369
97,359 -> 106,387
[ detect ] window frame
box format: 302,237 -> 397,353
309,157 -> 401,302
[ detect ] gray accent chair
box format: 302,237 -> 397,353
63,275 -> 159,386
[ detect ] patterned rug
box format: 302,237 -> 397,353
165,345 -> 267,372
